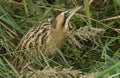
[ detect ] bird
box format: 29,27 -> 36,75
11,6 -> 82,70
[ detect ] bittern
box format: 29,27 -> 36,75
11,6 -> 82,70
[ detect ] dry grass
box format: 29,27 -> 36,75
26,67 -> 97,78
68,26 -> 104,48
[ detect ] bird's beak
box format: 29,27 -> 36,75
64,6 -> 82,31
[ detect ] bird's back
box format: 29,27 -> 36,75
16,19 -> 52,51
11,19 -> 54,70
11,18 -> 67,70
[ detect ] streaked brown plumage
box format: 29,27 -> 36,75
11,6 -> 82,70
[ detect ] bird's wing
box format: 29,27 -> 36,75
16,19 -> 52,51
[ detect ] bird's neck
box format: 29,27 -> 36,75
56,23 -> 64,32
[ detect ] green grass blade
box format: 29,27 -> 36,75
96,62 -> 120,78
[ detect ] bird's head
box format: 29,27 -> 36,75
54,6 -> 82,32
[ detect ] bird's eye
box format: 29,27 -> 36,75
64,13 -> 69,18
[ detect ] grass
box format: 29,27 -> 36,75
0,0 -> 120,78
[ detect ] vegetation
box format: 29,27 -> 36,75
0,0 -> 120,78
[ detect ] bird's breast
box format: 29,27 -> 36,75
46,30 -> 67,54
